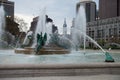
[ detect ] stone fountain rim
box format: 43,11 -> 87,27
0,62 -> 120,69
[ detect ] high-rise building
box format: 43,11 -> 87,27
63,18 -> 67,35
30,15 -> 57,33
99,0 -> 120,19
0,0 -> 19,37
52,25 -> 58,33
76,0 -> 96,22
87,16 -> 120,48
0,0 -> 14,20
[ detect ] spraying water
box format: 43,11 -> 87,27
73,28 -> 106,53
72,5 -> 86,51
0,5 -> 5,39
32,8 -> 53,47
23,31 -> 33,46
32,8 -> 46,47
0,5 -> 16,48
72,4 -> 106,53
46,22 -> 53,44
0,5 -> 7,48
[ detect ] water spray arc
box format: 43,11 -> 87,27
72,5 -> 114,62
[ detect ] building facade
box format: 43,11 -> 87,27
0,0 -> 14,20
76,0 -> 96,22
30,15 -> 57,33
87,17 -> 120,48
99,0 -> 120,19
63,18 -> 67,35
0,0 -> 20,46
0,0 -> 19,36
52,25 -> 58,33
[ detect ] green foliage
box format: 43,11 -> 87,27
97,39 -> 106,46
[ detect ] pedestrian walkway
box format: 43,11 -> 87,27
0,75 -> 120,80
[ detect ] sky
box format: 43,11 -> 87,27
10,0 -> 99,34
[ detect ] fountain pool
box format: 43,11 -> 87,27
0,49 -> 120,64
0,3 -> 118,64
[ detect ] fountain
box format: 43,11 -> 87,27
72,5 -> 114,62
14,4 -> 115,62
0,4 -> 6,48
15,8 -> 70,54
72,5 -> 86,51
22,31 -> 33,47
0,2 -> 120,78
0,4 -> 15,49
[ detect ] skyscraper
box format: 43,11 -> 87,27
76,0 -> 96,22
99,0 -> 120,19
0,0 -> 14,20
30,15 -> 57,34
63,18 -> 67,35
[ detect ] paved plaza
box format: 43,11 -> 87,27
0,75 -> 120,80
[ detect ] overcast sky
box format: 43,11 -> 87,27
10,0 -> 99,34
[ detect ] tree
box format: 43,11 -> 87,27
14,16 -> 28,32
14,16 -> 28,47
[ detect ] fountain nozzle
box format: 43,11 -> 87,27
105,52 -> 115,62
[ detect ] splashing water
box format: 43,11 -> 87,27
32,8 -> 46,47
73,28 -> 106,53
72,5 -> 105,53
0,5 -> 5,39
0,5 -> 15,48
72,5 -> 86,51
46,22 -> 53,44
23,31 -> 33,45
32,8 -> 53,47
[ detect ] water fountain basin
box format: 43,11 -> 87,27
15,48 -> 35,54
15,45 -> 70,55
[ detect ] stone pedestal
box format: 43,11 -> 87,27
15,44 -> 70,55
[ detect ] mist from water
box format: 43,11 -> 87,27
0,5 -> 15,48
72,5 -> 105,53
0,5 -> 5,39
73,28 -> 106,53
46,22 -> 53,44
32,8 -> 53,47
72,5 -> 86,50
23,31 -> 33,45
32,8 -> 46,47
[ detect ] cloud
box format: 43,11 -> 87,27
12,0 -> 78,33
11,0 -> 98,33
15,13 -> 33,30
